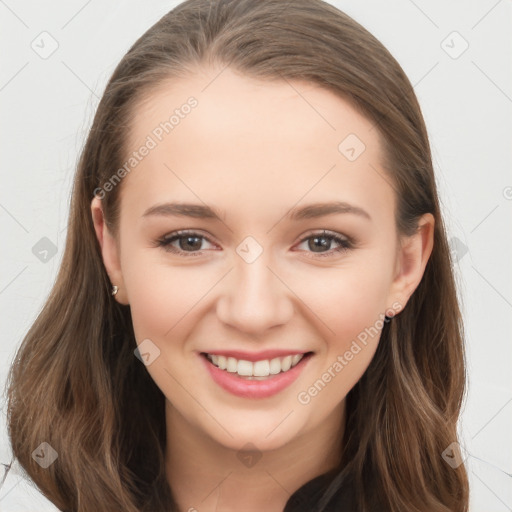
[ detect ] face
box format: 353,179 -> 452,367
92,66 -> 433,453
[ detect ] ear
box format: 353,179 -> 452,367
90,196 -> 129,305
386,213 -> 435,316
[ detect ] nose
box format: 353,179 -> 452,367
216,250 -> 294,334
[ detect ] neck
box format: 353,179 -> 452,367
165,401 -> 345,512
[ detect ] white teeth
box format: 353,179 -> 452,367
269,357 -> 282,375
217,355 -> 227,370
206,353 -> 306,378
291,354 -> 302,366
226,357 -> 237,372
237,360 -> 253,376
253,360 -> 270,377
281,355 -> 292,372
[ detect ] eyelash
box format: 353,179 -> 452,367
156,230 -> 354,258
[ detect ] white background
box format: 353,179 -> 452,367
0,1 -> 511,510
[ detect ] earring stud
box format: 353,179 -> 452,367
111,285 -> 119,296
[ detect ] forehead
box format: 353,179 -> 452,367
120,66 -> 394,225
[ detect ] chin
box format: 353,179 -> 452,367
206,416 -> 304,453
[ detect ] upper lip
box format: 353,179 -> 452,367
200,349 -> 311,362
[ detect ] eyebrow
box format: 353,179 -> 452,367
141,201 -> 372,222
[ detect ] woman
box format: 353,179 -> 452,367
5,0 -> 469,510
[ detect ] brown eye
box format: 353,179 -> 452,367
157,231 -> 216,256
295,231 -> 353,257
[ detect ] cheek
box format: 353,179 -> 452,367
290,265 -> 390,402
294,281 -> 387,416
131,278 -> 208,345
292,262 -> 392,342
120,246 -> 211,341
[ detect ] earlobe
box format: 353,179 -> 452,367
90,196 -> 129,305
388,213 -> 435,314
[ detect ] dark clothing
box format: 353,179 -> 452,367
284,469 -> 357,512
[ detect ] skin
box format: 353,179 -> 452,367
91,66 -> 434,512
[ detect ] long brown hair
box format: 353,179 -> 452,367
5,1 -> 469,510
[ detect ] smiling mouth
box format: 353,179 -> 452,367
201,352 -> 314,380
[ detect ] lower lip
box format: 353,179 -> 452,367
200,353 -> 313,399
